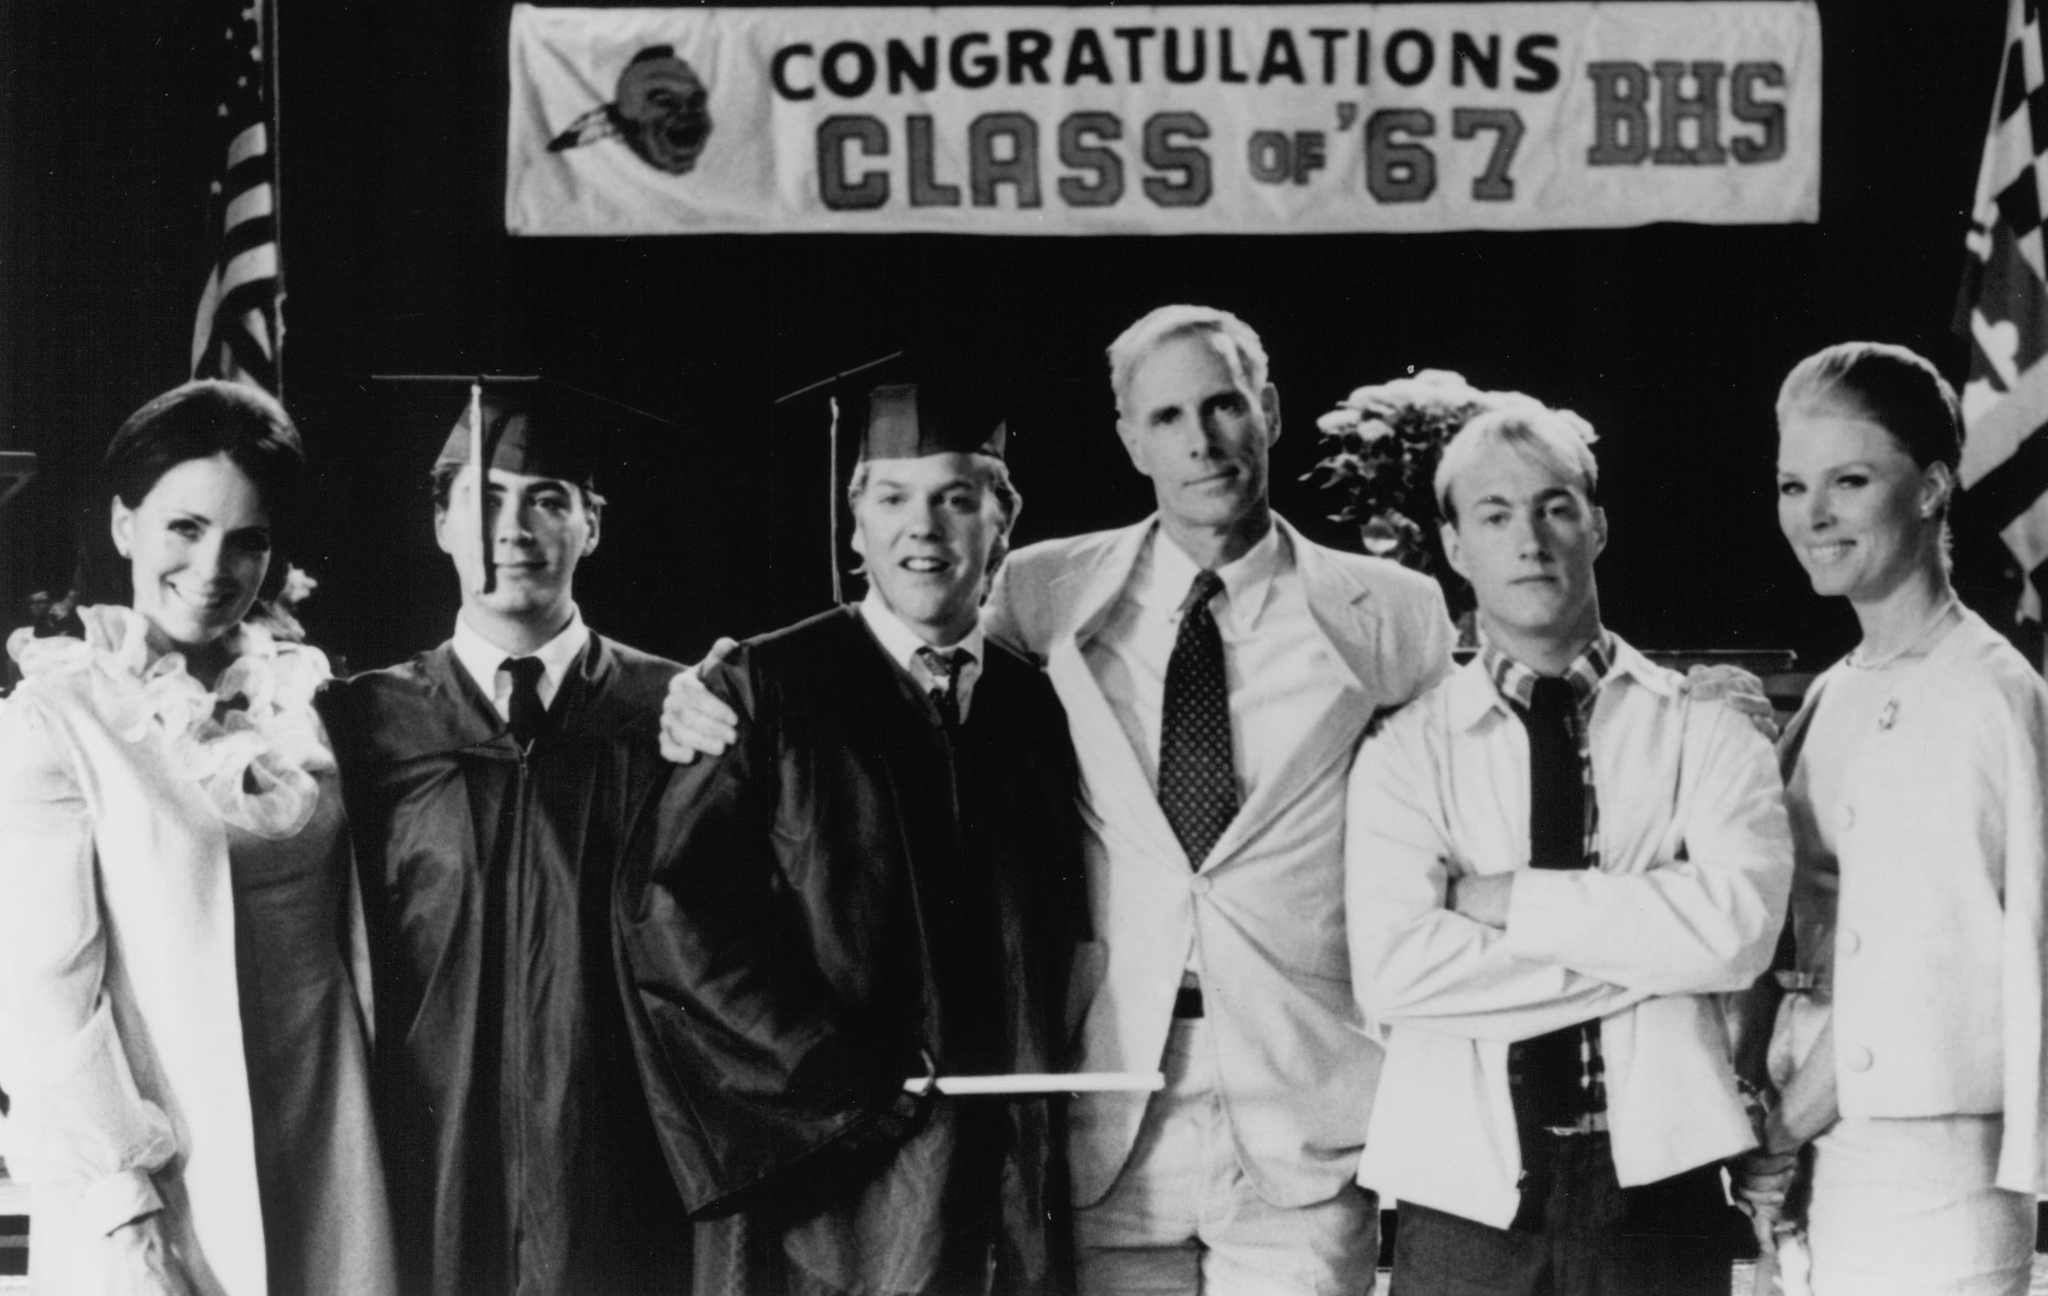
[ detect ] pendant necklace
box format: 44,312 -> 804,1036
1847,592 -> 1959,731
1845,593 -> 1959,671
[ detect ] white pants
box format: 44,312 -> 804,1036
1807,1114 -> 2034,1296
1075,1016 -> 1380,1296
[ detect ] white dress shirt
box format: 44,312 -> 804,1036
451,608 -> 591,721
858,589 -> 987,721
1081,522 -> 1350,809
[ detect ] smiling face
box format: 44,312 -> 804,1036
1442,443 -> 1607,661
850,452 -> 1003,647
1776,407 -> 1947,605
435,464 -> 598,643
111,452 -> 274,650
1117,331 -> 1278,552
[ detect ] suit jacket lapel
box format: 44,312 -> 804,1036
1043,519 -> 1189,868
1289,518 -> 1385,695
1201,521 -> 1383,870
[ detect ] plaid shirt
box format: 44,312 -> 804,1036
1482,633 -> 1615,1131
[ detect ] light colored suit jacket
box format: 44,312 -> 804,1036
983,513 -> 1454,1208
1779,610 -> 2048,1194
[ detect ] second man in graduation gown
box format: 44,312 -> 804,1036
618,379 -> 1087,1296
322,382 -> 690,1295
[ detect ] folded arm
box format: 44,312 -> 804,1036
1347,722 -> 1649,1043
1500,700 -> 1792,995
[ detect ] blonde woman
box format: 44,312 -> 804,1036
1736,342 -> 2048,1295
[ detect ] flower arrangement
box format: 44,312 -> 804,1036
1304,369 -> 1586,622
246,564 -> 319,645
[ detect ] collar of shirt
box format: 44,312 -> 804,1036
857,589 -> 986,716
1136,518 -> 1285,635
1481,632 -> 1616,714
451,607 -> 591,720
1452,630 -> 1683,732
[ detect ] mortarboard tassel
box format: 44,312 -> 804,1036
469,380 -> 495,595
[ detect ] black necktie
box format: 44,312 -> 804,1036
916,646 -> 964,728
503,656 -> 548,746
1159,570 -> 1236,867
1510,674 -> 1598,1143
1525,677 -> 1583,869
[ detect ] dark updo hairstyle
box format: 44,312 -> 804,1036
1775,341 -> 1962,474
77,379 -> 308,607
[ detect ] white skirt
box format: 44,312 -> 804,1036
1806,1114 -> 2034,1296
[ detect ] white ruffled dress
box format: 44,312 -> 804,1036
0,606 -> 394,1296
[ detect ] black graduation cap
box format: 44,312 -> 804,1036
860,381 -> 1007,462
369,374 -> 676,594
777,351 -> 1011,604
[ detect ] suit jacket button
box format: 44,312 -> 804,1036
1190,875 -> 1212,896
1845,1046 -> 1874,1073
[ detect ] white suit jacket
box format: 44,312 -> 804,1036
984,514 -> 1454,1208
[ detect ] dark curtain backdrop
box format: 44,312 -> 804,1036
0,1 -> 2018,675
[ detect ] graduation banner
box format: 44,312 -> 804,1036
506,2 -> 1819,237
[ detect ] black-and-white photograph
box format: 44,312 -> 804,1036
2,2 -> 2044,1294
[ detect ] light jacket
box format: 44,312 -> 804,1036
1778,610 -> 2048,1194
985,513 -> 1454,1208
0,608 -> 372,1296
1346,636 -> 1792,1228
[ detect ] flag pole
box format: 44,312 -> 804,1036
264,0 -> 285,401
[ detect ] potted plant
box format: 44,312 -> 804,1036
1307,369 -> 1586,643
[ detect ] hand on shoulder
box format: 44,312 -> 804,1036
659,637 -> 740,765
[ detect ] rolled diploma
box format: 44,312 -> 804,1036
903,1071 -> 1165,1095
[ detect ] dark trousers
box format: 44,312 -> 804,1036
1389,1133 -> 1736,1296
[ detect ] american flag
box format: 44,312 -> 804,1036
190,0 -> 283,394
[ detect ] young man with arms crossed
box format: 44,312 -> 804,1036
1346,404 -> 1792,1295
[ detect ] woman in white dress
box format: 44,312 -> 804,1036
0,380 -> 395,1296
1735,341 -> 2048,1296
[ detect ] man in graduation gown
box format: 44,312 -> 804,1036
321,381 -> 690,1296
617,379 -> 1087,1296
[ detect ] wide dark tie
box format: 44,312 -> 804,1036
503,656 -> 548,746
1511,675 -> 1597,1138
1159,570 -> 1236,868
916,646 -> 964,728
1525,677 -> 1583,868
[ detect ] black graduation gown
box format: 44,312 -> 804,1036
617,607 -> 1086,1296
321,634 -> 691,1296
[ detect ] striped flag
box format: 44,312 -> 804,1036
190,0 -> 282,394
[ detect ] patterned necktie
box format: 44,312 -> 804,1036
503,656 -> 548,746
1159,570 -> 1236,867
916,646 -> 964,728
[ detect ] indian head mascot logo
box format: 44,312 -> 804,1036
548,45 -> 713,177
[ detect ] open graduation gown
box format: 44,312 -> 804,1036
618,606 -> 1087,1296
319,633 -> 691,1296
